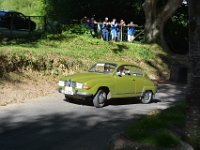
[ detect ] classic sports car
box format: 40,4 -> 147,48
58,61 -> 157,108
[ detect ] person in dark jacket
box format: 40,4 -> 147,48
101,17 -> 110,41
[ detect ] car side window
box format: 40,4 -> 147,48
17,13 -> 26,20
117,65 -> 131,76
132,67 -> 143,76
14,13 -> 20,19
124,66 -> 131,75
6,13 -> 11,17
116,65 -> 143,77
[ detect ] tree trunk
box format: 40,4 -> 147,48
186,0 -> 200,148
143,0 -> 182,50
143,0 -> 158,43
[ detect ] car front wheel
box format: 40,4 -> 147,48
141,91 -> 153,104
65,95 -> 72,102
93,89 -> 107,108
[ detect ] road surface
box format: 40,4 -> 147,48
0,83 -> 186,150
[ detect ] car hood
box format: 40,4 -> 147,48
62,72 -> 112,82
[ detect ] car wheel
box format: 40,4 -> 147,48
141,91 -> 153,104
93,89 -> 107,108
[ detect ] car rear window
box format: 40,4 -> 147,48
0,11 -> 6,17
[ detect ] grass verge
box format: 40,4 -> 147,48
126,101 -> 186,148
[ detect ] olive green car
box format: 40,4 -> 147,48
58,61 -> 157,108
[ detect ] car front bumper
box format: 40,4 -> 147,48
58,88 -> 93,100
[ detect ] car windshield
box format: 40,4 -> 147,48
88,63 -> 117,74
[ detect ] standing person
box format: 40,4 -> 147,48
93,20 -> 98,37
127,21 -> 138,42
98,19 -> 103,39
89,17 -> 98,37
110,19 -> 117,41
81,16 -> 90,28
120,19 -> 126,41
81,16 -> 88,24
116,22 -> 121,42
101,17 -> 110,41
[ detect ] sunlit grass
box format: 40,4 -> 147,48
0,33 -> 170,78
0,34 -> 156,60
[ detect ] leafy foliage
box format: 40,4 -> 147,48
62,24 -> 91,35
0,0 -> 46,16
164,3 -> 188,54
45,0 -> 144,24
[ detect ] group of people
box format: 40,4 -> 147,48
81,16 -> 138,42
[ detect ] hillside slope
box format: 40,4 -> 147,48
0,34 -> 171,105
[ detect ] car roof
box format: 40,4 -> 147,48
96,61 -> 136,67
0,10 -> 19,13
0,10 -> 21,15
0,10 -> 20,16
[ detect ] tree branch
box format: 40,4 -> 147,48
158,0 -> 183,23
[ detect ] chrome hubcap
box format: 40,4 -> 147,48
143,92 -> 152,101
99,92 -> 106,104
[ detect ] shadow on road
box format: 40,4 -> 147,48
0,83 -> 186,150
63,97 -> 163,108
62,83 -> 185,108
63,98 -> 93,106
0,109 -> 144,150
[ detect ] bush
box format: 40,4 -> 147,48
62,24 -> 91,35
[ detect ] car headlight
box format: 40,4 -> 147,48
76,82 -> 84,89
58,81 -> 65,87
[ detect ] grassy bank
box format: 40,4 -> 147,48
126,101 -> 186,148
0,33 -> 171,80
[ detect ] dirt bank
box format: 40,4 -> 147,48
0,71 -> 57,106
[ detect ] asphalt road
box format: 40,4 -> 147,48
0,83 -> 186,150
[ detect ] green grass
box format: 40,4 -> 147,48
0,33 -> 170,78
126,101 -> 186,148
0,34 -> 155,60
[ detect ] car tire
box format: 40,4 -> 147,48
93,89 -> 107,108
141,91 -> 153,104
65,95 -> 72,102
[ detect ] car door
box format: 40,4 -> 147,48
13,13 -> 25,29
132,66 -> 144,96
113,65 -> 135,97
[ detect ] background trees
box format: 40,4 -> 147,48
0,0 -> 188,54
45,0 -> 145,24
0,0 -> 45,16
142,0 -> 182,50
164,3 -> 188,54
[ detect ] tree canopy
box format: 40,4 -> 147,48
45,0 -> 145,24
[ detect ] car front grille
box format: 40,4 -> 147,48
65,79 -> 76,88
